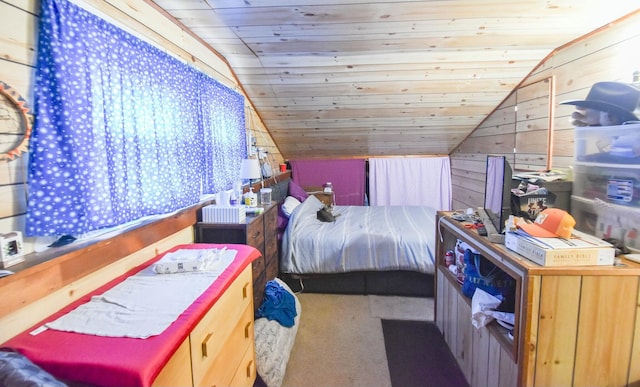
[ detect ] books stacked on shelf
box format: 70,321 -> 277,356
505,229 -> 615,267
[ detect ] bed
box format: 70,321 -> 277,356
279,194 -> 437,296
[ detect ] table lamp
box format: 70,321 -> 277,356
239,158 -> 261,207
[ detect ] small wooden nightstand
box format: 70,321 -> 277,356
304,186 -> 334,206
194,202 -> 279,311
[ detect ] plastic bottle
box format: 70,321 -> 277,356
244,187 -> 257,207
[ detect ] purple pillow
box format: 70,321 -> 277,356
288,180 -> 309,203
277,205 -> 289,232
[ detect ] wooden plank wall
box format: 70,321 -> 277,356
450,13 -> 640,211
0,0 -> 283,255
0,1 -> 38,255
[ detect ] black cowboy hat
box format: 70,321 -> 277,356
560,81 -> 640,123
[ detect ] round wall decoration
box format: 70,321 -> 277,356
0,81 -> 32,161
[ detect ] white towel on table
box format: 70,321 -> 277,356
45,249 -> 237,339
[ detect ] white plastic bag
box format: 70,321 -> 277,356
471,288 -> 507,329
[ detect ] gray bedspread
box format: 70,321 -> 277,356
281,195 -> 436,274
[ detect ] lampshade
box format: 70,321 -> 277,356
239,158 -> 261,180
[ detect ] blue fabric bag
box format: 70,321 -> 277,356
461,249 -> 516,311
255,280 -> 298,327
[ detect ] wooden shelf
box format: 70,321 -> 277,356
436,215 -> 522,359
435,211 -> 640,387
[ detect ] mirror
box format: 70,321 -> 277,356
0,81 -> 32,161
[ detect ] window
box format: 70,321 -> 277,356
26,0 -> 246,237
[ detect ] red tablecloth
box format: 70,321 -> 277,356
2,243 -> 261,387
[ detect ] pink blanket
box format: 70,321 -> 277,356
2,243 -> 261,387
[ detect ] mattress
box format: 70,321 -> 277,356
281,195 -> 436,274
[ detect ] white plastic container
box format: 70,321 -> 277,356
260,187 -> 272,205
573,122 -> 640,207
572,163 -> 640,206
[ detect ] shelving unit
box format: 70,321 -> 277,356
435,211 -> 640,387
436,213 -> 522,387
571,124 -> 640,249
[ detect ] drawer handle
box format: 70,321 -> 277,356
246,360 -> 254,378
201,332 -> 213,357
244,321 -> 253,339
242,282 -> 250,299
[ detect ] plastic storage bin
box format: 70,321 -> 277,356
573,163 -> 640,206
571,195 -> 640,252
574,123 -> 640,164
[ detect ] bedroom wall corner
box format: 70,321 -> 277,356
450,12 -> 640,211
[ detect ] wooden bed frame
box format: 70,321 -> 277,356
273,178 -> 435,298
279,271 -> 435,298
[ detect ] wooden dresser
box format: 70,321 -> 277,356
153,265 -> 255,387
435,212 -> 640,387
2,244 -> 260,387
195,202 -> 279,310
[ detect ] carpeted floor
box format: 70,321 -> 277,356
381,320 -> 469,387
281,294 -> 392,387
280,294 -> 467,387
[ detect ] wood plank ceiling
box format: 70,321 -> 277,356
151,0 -> 639,160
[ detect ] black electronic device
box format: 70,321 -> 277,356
480,155 -> 513,243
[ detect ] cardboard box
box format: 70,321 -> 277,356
504,229 -> 615,266
511,190 -> 563,221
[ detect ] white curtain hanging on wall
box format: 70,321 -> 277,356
369,157 -> 452,210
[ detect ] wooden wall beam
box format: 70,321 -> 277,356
0,206 -> 198,320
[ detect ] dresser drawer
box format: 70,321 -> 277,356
152,337 -> 192,387
246,220 -> 265,257
265,253 -> 279,282
190,266 -> 253,385
229,334 -> 257,387
265,235 -> 277,260
264,205 -> 278,239
252,255 -> 265,280
196,303 -> 255,387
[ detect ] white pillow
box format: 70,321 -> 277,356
281,196 -> 301,217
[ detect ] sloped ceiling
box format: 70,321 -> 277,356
151,0 -> 638,159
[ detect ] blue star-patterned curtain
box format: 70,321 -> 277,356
26,0 -> 246,237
